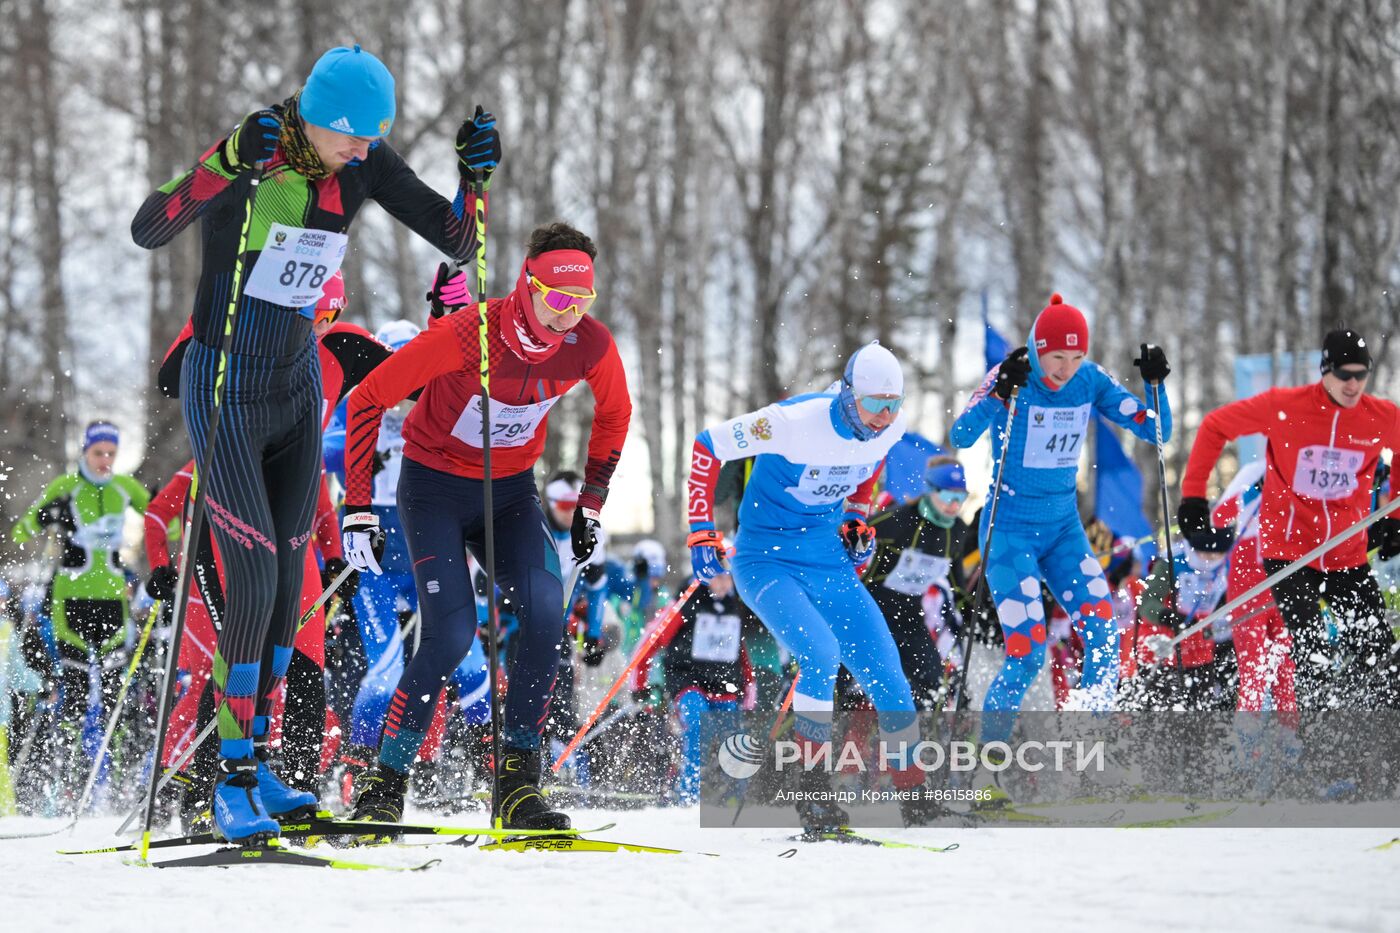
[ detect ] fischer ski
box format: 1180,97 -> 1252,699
124,840 -> 440,871
1117,806 -> 1238,828
480,835 -> 718,856
785,829 -> 960,852
59,816 -> 618,856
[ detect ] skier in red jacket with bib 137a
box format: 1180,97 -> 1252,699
1178,329 -> 1400,709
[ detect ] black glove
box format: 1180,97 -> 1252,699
581,634 -> 607,667
993,347 -> 1031,401
36,496 -> 74,531
1177,496 -> 1211,539
223,108 -> 282,172
371,449 -> 391,477
571,506 -> 601,563
145,565 -> 179,601
456,105 -> 501,181
322,556 -> 360,601
1134,343 -> 1171,383
1372,517 -> 1400,562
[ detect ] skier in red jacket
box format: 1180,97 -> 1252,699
339,222 -> 631,832
1178,329 -> 1400,708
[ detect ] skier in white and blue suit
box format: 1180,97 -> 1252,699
685,343 -> 944,830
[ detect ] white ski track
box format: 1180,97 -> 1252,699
4,805 -> 1399,930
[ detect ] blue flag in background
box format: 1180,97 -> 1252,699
882,431 -> 946,504
983,289 -> 1010,372
1093,415 -> 1156,562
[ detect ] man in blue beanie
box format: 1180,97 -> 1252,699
131,45 -> 504,844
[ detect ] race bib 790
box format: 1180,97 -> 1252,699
451,395 -> 561,449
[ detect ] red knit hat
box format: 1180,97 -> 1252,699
1032,293 -> 1088,356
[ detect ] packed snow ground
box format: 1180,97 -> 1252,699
2,806 -> 1398,932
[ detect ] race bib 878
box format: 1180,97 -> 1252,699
244,224 -> 349,311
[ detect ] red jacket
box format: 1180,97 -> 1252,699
1182,382 -> 1400,570
343,300 -> 631,511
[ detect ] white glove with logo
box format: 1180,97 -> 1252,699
342,511 -> 386,576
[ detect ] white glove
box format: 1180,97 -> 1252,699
342,511 -> 385,576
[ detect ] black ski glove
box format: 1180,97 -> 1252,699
145,565 -> 180,601
993,347 -> 1031,401
223,108 -> 282,172
1371,517 -> 1400,562
456,106 -> 501,182
582,634 -> 607,667
571,506 -> 601,562
1177,497 -> 1211,539
1134,343 -> 1171,383
36,496 -> 74,532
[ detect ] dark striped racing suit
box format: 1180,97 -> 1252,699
132,130 -> 479,758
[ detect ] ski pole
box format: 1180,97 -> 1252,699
114,715 -> 215,837
770,674 -> 798,741
564,562 -> 584,653
137,165 -> 265,862
465,163 -> 502,828
552,578 -> 702,772
950,386 -> 1019,711
297,563 -> 354,635
1145,494 -> 1400,658
1141,375 -> 1185,674
72,600 -> 161,818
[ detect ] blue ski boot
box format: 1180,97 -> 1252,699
212,758 -> 280,844
254,741 -> 319,818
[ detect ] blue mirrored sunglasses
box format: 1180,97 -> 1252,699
858,395 -> 904,414
933,489 -> 968,505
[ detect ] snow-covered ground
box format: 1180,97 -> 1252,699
2,806 -> 1398,932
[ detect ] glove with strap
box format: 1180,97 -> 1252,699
839,518 -> 877,565
426,261 -> 471,318
341,509 -> 386,576
456,105 -> 501,182
223,108 -> 282,172
1133,343 -> 1172,383
687,528 -> 728,581
993,347 -> 1030,401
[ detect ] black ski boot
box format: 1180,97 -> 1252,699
495,746 -> 570,832
337,743 -> 377,809
794,767 -> 850,834
350,763 -> 409,823
170,771 -> 213,835
331,763 -> 409,847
